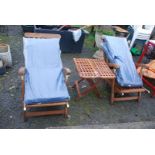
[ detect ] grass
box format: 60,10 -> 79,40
83,26 -> 115,51
0,35 -> 9,44
84,33 -> 98,51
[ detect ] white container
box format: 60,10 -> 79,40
0,43 -> 12,67
95,32 -> 104,49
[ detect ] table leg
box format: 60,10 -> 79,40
72,78 -> 102,99
86,79 -> 102,98
72,78 -> 84,89
72,78 -> 85,99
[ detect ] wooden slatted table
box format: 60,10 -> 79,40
73,58 -> 115,102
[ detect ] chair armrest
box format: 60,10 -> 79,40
18,66 -> 25,100
18,66 -> 72,80
137,63 -> 155,73
136,63 -> 149,69
63,67 -> 71,75
136,63 -> 155,78
107,63 -> 120,69
18,67 -> 25,80
63,67 -> 71,86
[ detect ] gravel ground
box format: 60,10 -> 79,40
49,121 -> 155,129
0,26 -> 155,129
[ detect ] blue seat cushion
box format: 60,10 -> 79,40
102,36 -> 143,87
23,37 -> 70,104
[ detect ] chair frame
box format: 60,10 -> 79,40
137,41 -> 155,97
104,55 -> 145,104
19,33 -> 69,121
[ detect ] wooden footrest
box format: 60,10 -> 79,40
25,109 -> 66,118
114,83 -> 145,93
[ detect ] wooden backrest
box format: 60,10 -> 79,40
24,32 -> 61,39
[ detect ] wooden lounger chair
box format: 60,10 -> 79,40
101,36 -> 146,104
18,33 -> 70,121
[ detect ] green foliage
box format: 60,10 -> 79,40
96,28 -> 115,36
0,35 -> 9,44
84,33 -> 98,51
83,26 -> 115,51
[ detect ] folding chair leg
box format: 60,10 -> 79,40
23,111 -> 28,122
64,104 -> 69,118
110,79 -> 115,104
23,102 -> 28,122
137,92 -> 141,104
86,79 -> 102,98
75,80 -> 83,99
72,78 -> 84,88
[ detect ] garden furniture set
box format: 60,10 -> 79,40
19,33 -> 70,121
18,26 -> 155,121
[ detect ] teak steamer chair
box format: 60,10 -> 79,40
101,36 -> 145,103
18,33 -> 70,121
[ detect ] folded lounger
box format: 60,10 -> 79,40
19,33 -> 70,121
101,36 -> 145,103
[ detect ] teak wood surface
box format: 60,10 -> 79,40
73,58 -> 145,104
72,58 -> 115,103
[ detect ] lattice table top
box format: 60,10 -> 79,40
73,58 -> 115,79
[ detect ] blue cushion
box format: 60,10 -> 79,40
102,36 -> 143,87
23,38 -> 70,104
